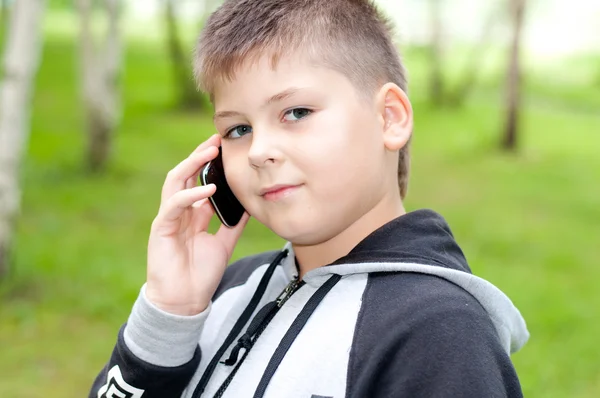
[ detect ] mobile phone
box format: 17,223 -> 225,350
199,146 -> 245,228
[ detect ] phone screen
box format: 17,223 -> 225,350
199,147 -> 245,227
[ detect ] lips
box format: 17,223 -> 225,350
259,184 -> 302,201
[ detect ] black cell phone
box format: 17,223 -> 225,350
199,146 -> 245,228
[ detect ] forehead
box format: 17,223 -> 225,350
212,54 -> 356,109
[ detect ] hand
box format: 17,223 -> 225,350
146,134 -> 250,315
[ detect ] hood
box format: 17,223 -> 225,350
283,209 -> 529,354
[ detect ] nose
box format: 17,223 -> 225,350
247,128 -> 281,169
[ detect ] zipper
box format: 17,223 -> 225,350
220,276 -> 304,367
212,276 -> 305,398
276,275 -> 304,307
191,249 -> 289,398
252,274 -> 342,398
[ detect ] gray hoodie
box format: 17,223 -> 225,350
90,209 -> 529,398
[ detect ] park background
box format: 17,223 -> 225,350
0,0 -> 599,396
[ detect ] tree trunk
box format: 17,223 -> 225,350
428,0 -> 444,106
77,0 -> 121,172
502,0 -> 526,151
165,0 -> 202,110
0,0 -> 46,278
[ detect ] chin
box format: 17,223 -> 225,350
263,214 -> 335,246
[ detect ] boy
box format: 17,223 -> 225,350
90,0 -> 529,397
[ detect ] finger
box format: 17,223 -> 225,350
192,134 -> 221,155
158,184 -> 216,223
190,198 -> 217,233
191,198 -> 210,208
161,146 -> 219,203
185,162 -> 208,190
187,135 -> 221,189
216,212 -> 251,258
186,173 -> 200,190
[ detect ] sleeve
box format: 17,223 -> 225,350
89,284 -> 211,398
346,273 -> 524,398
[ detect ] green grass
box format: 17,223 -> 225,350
1,20 -> 600,398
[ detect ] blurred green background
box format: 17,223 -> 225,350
1,1 -> 599,397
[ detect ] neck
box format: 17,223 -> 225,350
292,193 -> 405,280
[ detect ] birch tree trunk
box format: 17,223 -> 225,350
0,0 -> 46,278
502,0 -> 526,151
165,0 -> 203,109
77,0 -> 121,172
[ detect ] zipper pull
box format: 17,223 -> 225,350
220,301 -> 279,367
276,276 -> 301,308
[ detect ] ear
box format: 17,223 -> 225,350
375,83 -> 413,151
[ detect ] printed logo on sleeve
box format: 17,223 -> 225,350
98,365 -> 145,398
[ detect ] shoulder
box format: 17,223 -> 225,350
212,250 -> 281,301
354,272 -> 497,352
362,271 -> 491,324
347,272 -> 522,397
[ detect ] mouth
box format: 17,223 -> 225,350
259,184 -> 302,201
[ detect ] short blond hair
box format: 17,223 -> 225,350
194,0 -> 411,198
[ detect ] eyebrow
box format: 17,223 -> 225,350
213,87 -> 304,122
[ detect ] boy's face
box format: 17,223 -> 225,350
212,55 -> 398,245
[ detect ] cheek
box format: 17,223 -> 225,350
222,151 -> 250,199
304,109 -> 381,181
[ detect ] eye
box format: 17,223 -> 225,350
225,125 -> 253,139
283,108 -> 312,122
